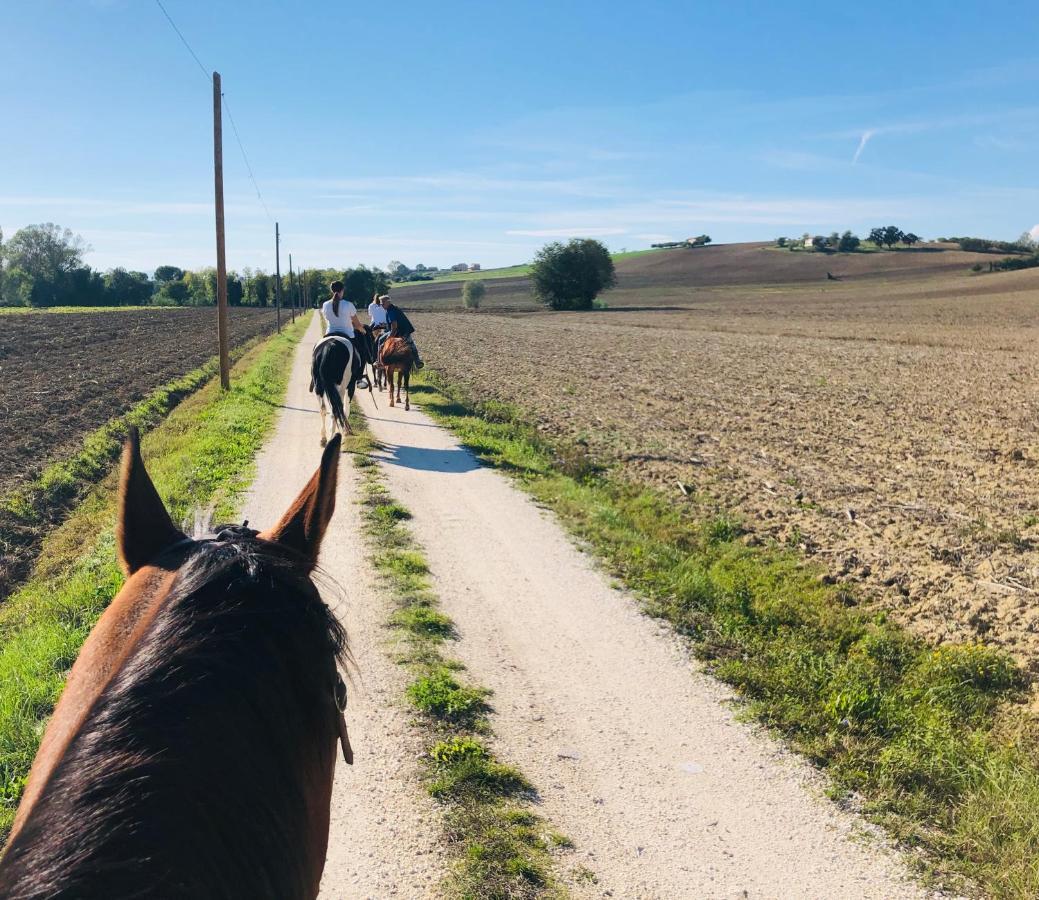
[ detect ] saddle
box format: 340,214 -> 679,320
379,336 -> 413,366
314,334 -> 352,353
314,334 -> 364,379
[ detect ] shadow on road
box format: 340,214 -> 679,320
377,443 -> 481,474
363,414 -> 441,429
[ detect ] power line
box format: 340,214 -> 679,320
154,0 -> 210,82
153,0 -> 273,223
223,95 -> 273,222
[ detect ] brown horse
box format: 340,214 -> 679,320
0,430 -> 350,899
379,335 -> 414,411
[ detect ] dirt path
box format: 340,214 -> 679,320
354,382 -> 932,898
242,316 -> 931,898
241,317 -> 444,898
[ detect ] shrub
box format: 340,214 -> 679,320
993,254 -> 1039,272
837,231 -> 861,252
462,280 -> 486,310
957,236 -> 1032,254
530,238 -> 617,311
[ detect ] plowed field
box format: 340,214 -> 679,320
0,307 -> 280,498
418,264 -> 1039,670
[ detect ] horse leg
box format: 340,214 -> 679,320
319,395 -> 328,447
404,369 -> 410,411
388,368 -> 396,407
339,379 -> 353,436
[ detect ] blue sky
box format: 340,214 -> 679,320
2,1 -> 1038,273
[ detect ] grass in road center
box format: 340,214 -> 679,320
0,314 -> 311,841
344,419 -> 578,899
411,372 -> 1039,900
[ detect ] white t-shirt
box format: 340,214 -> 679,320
368,301 -> 388,326
322,297 -> 357,338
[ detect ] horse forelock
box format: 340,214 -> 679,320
0,535 -> 347,898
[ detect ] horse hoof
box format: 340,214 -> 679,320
320,437 -> 327,447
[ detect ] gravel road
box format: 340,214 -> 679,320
245,317 -> 932,898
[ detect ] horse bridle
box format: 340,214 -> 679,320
335,673 -> 354,765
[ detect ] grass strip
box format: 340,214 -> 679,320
0,329 -> 273,601
345,419 -> 574,899
0,313 -> 311,840
410,371 -> 1039,900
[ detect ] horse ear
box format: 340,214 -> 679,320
116,427 -> 186,575
259,434 -> 341,571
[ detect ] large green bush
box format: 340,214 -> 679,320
462,280 -> 486,310
530,238 -> 617,311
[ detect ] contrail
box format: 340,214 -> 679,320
852,129 -> 875,164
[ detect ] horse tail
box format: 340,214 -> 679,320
326,375 -> 347,432
312,342 -> 350,432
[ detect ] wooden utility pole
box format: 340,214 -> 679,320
274,222 -> 282,333
288,254 -> 296,323
213,71 -> 230,390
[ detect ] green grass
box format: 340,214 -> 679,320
346,419 -> 571,898
406,668 -> 490,727
0,313 -> 311,840
410,371 -> 1039,899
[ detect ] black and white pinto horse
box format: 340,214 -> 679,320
310,333 -> 373,446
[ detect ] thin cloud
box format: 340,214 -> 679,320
974,135 -> 1027,152
852,129 -> 875,164
275,173 -> 619,200
506,227 -> 628,238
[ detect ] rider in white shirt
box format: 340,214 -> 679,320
321,280 -> 370,389
367,294 -> 388,328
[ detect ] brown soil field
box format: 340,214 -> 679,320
415,262 -> 1039,671
393,241 -> 1007,312
0,307 -> 280,498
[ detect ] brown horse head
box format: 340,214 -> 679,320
0,430 -> 347,899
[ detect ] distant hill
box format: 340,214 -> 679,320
391,241 -> 1007,312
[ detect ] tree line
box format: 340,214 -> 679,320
0,223 -> 391,309
775,226 -> 921,252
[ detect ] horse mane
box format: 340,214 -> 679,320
0,531 -> 347,900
